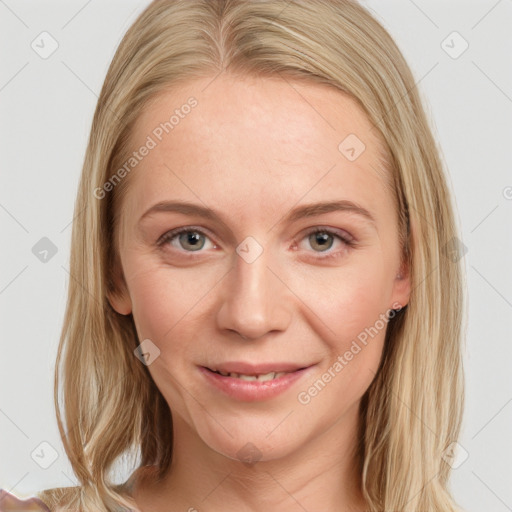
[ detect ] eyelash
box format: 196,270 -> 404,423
156,226 -> 355,261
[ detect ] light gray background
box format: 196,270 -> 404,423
1,1 -> 511,510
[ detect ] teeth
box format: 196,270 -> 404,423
238,374 -> 260,381
215,370 -> 288,381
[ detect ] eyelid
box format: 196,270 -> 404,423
301,225 -> 354,243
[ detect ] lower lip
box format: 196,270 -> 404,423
199,366 -> 312,402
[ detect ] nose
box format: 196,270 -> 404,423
216,242 -> 292,341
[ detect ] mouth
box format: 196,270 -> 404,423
206,368 -> 293,382
199,362 -> 314,401
203,361 -> 309,380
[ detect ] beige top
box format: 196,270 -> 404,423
0,468 -> 143,511
0,489 -> 50,511
0,466 -> 154,511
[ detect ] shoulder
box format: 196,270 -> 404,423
0,467 -> 157,511
0,489 -> 51,511
0,486 -> 83,512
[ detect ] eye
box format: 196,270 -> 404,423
157,226 -> 354,260
297,227 -> 354,259
157,227 -> 216,253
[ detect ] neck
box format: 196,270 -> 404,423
133,403 -> 368,512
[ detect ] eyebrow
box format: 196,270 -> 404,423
139,199 -> 376,228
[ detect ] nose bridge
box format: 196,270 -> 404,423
217,238 -> 290,339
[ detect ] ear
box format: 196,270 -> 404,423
107,265 -> 132,316
108,288 -> 132,316
390,258 -> 411,310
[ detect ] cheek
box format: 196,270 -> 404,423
295,256 -> 391,341
128,269 -> 175,340
124,263 -> 210,417
292,262 -> 391,397
124,260 -> 218,357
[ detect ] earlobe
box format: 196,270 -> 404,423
392,261 -> 411,309
107,270 -> 132,315
107,252 -> 133,315
108,287 -> 132,316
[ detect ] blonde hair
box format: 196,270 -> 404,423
40,0 -> 466,510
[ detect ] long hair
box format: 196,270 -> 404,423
39,1 -> 466,510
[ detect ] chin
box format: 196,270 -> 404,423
192,413 -> 305,465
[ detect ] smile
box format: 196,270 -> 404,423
199,363 -> 315,401
209,370 -> 290,381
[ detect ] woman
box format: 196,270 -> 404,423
0,0 -> 465,510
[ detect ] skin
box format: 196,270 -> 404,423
108,73 -> 411,512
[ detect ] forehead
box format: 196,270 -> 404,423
122,73 -> 392,222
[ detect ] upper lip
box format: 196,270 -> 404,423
203,361 -> 312,375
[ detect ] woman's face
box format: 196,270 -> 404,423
109,74 -> 410,463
